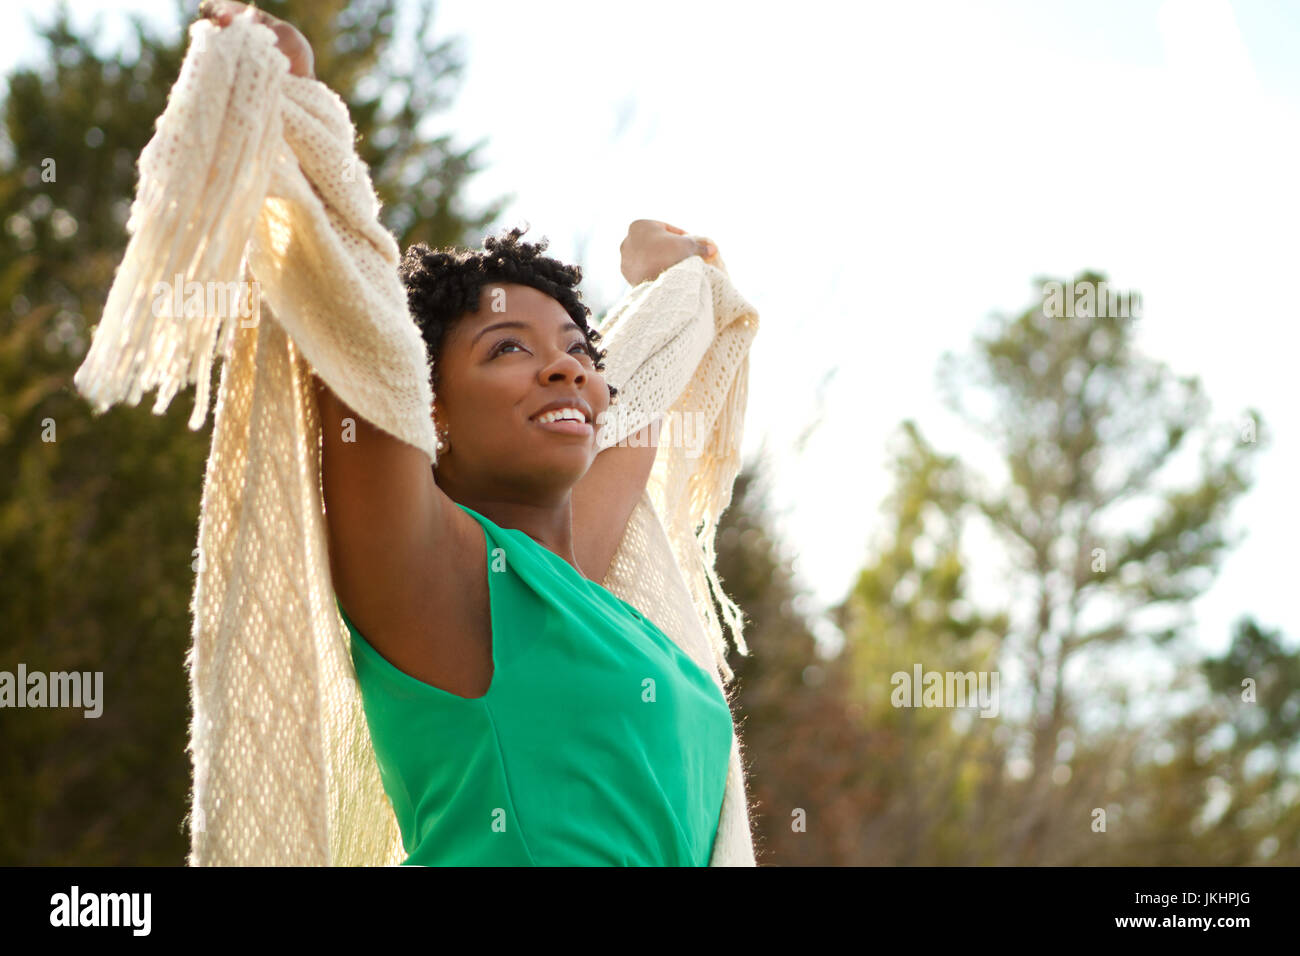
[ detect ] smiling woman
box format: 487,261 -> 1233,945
315,222 -> 746,865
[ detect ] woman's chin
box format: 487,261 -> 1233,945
509,439 -> 591,476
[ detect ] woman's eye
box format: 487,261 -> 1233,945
492,338 -> 589,359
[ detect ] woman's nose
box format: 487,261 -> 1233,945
541,351 -> 586,384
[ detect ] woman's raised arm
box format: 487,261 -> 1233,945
572,221 -> 720,583
314,373 -> 492,698
197,1 -> 487,686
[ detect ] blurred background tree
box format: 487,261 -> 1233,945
0,0 -> 504,863
1119,616 -> 1300,864
805,272 -> 1292,864
830,421 -> 1011,864
714,460 -> 893,865
934,270 -> 1273,863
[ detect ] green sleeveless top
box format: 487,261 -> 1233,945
336,503 -> 734,866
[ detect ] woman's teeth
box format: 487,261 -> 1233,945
536,408 -> 585,424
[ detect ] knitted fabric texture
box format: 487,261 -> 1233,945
72,15 -> 760,866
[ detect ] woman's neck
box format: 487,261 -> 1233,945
449,490 -> 585,577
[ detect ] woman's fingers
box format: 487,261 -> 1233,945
200,1 -> 241,27
200,1 -> 238,21
200,1 -> 274,29
654,221 -> 716,256
197,2 -> 226,25
659,223 -> 716,257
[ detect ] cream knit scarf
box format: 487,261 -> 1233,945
73,16 -> 760,866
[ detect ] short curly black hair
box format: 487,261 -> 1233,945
398,224 -> 616,403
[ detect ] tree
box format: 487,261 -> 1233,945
941,270 -> 1263,780
831,421 -> 1010,863
936,271 -> 1266,857
830,270 -> 1281,864
714,457 -> 889,864
1129,616 -> 1300,864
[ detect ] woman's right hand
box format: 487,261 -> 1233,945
619,220 -> 718,287
198,1 -> 315,79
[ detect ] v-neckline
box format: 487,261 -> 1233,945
455,503 -> 644,619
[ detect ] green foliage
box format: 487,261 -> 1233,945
831,421 -> 1010,863
825,270 -> 1291,864
937,271 -> 1266,772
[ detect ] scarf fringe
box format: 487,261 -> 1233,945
693,341 -> 753,684
72,19 -> 282,431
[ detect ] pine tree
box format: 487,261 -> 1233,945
832,270 -> 1283,864
935,271 -> 1266,861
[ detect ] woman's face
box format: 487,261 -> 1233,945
431,282 -> 612,502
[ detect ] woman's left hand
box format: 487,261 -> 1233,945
198,0 -> 315,79
619,220 -> 718,286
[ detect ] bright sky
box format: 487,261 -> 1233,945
7,0 -> 1298,661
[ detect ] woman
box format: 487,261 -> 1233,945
199,2 -> 749,866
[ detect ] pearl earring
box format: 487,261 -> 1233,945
432,406 -> 449,453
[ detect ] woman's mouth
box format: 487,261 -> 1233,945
533,418 -> 593,436
531,407 -> 593,436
